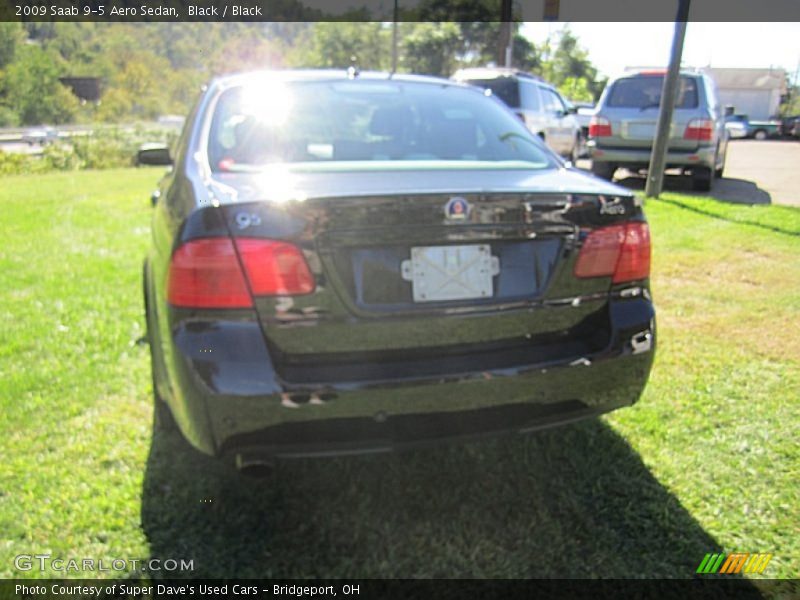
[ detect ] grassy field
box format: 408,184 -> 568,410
0,169 -> 798,581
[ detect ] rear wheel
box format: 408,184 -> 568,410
591,161 -> 616,180
691,166 -> 714,192
143,260 -> 176,432
753,129 -> 768,141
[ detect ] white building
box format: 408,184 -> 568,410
704,68 -> 787,120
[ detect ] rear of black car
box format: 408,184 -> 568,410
144,72 -> 655,464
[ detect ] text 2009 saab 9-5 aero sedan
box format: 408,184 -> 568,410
142,69 -> 655,470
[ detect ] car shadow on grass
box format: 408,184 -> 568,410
612,171 -> 772,206
140,415 -> 761,587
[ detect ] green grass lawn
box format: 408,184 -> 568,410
0,169 -> 798,581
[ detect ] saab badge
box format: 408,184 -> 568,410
444,196 -> 471,221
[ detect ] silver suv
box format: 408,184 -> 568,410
588,70 -> 728,191
452,68 -> 583,162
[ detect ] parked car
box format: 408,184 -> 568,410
452,68 -> 584,163
791,117 -> 800,139
572,102 -> 596,138
747,118 -> 782,140
724,114 -> 749,139
779,115 -> 800,139
726,113 -> 781,140
142,69 -> 655,470
588,69 -> 728,191
21,127 -> 59,146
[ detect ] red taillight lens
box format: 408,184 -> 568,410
684,119 -> 714,141
168,238 -> 252,308
168,238 -> 315,308
574,222 -> 651,284
234,238 -> 315,296
589,116 -> 612,137
613,222 -> 651,283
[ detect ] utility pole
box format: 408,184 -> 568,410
497,0 -> 513,67
391,0 -> 399,74
645,0 -> 691,198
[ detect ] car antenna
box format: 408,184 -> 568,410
347,56 -> 360,79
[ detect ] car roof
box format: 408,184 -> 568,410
613,69 -> 704,81
452,67 -> 545,83
209,68 -> 471,92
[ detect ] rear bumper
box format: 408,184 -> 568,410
588,141 -> 715,170
164,296 -> 656,459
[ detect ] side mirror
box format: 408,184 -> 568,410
724,105 -> 735,117
565,105 -> 578,115
136,143 -> 172,166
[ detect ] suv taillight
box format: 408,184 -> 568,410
168,238 -> 314,308
574,222 -> 651,284
589,116 -> 612,137
684,119 -> 714,141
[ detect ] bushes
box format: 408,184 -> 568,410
0,125 -> 172,175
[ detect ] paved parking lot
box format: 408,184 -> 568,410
578,139 -> 799,207
722,140 -> 800,207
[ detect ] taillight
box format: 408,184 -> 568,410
574,222 -> 651,284
168,238 -> 314,308
684,119 -> 714,141
589,116 -> 612,137
234,238 -> 315,296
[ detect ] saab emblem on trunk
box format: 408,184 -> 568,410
444,196 -> 470,221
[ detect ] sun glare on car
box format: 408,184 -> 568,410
238,80 -> 294,128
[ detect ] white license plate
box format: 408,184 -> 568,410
400,244 -> 499,302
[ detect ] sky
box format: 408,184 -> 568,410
521,22 -> 800,82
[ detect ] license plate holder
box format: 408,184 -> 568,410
401,244 -> 499,302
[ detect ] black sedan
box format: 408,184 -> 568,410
142,69 -> 655,470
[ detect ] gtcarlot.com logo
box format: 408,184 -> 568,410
14,554 -> 194,573
696,552 -> 772,575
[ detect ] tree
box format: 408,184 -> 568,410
402,23 -> 463,76
290,23 -> 390,71
538,27 -> 602,101
0,23 -> 24,69
1,45 -> 79,125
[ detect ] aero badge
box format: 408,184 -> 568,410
444,196 -> 471,222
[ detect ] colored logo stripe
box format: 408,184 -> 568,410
697,553 -> 725,574
696,553 -> 772,574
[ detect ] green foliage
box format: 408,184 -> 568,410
0,126 -> 169,175
779,84 -> 800,116
0,105 -> 19,127
0,22 -> 25,69
291,22 -> 390,71
402,23 -> 463,76
0,150 -> 33,175
558,76 -> 594,103
537,27 -> 603,102
1,44 -> 79,125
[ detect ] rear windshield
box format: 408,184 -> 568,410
207,79 -> 553,171
607,75 -> 699,109
460,77 -> 520,108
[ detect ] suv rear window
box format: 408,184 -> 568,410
461,78 -> 520,108
607,75 -> 699,109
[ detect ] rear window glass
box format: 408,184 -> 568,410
461,78 -> 520,108
207,79 -> 553,171
607,75 -> 699,109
